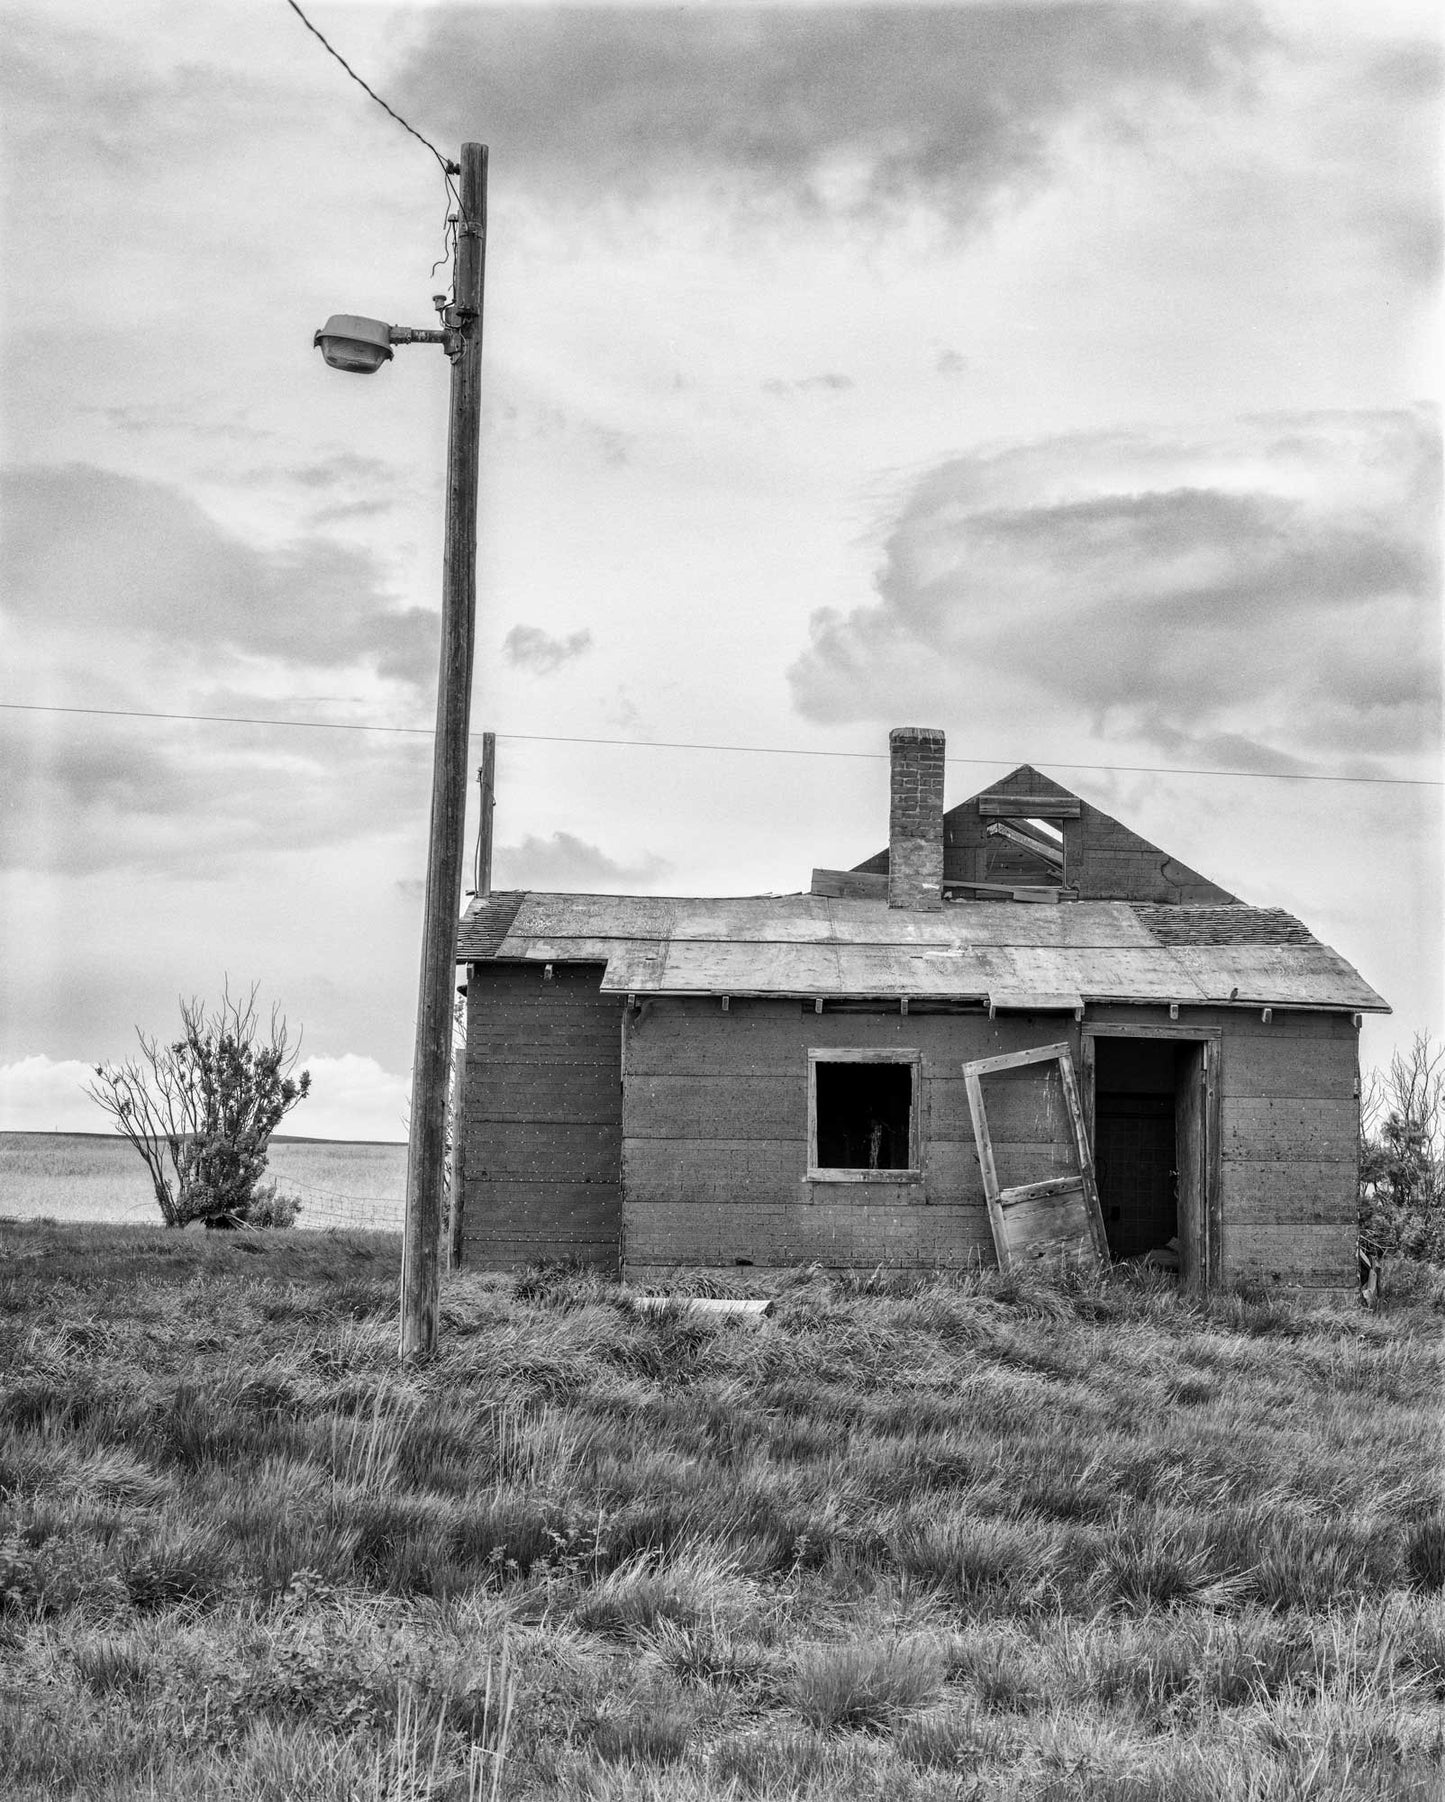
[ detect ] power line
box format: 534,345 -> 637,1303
0,700 -> 430,737
283,0 -> 461,291
284,1 -> 453,175
2,700 -> 1441,788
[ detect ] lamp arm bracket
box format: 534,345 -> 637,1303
388,326 -> 453,347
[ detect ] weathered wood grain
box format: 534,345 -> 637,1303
1224,1222 -> 1356,1282
1221,1159 -> 1356,1225
1222,1097 -> 1358,1162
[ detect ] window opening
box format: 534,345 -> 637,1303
984,815 -> 1066,887
813,1060 -> 915,1171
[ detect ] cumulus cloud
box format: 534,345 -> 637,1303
0,1055 -> 102,1134
1,465 -> 435,689
0,462 -> 442,875
395,3 -> 1265,223
290,1054 -> 409,1144
494,832 -> 670,892
788,409 -> 1441,774
503,625 -> 594,674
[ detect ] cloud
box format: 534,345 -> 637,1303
2,465 -> 435,690
289,1054 -> 409,1144
395,3 -> 1265,224
503,625 -> 594,674
494,832 -> 670,892
0,1056 -> 103,1134
788,408 -> 1441,774
0,1052 -> 408,1144
764,373 -> 854,397
0,709 -> 431,877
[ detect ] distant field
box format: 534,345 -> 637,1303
0,1132 -> 407,1231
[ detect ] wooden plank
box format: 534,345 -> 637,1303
1205,1037 -> 1222,1288
1080,1030 -> 1096,1153
624,1073 -> 807,1140
998,1175 -> 1084,1206
1220,1159 -> 1356,1225
466,1122 -> 621,1183
1219,1034 -> 1359,1101
1084,1022 -> 1223,1041
964,1069 -> 1010,1271
986,820 -> 1065,866
988,991 -> 1082,1013
1223,1097 -> 1357,1162
811,868 -> 889,900
1056,1044 -> 1111,1264
1224,1222 -> 1356,1284
633,1297 -> 775,1320
963,1041 -> 1073,1078
978,796 -> 1082,817
1175,1040 -> 1204,1289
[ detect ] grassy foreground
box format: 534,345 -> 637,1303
0,1223 -> 1441,1801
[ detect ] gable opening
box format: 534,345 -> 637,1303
983,815 -> 1067,889
810,1054 -> 918,1174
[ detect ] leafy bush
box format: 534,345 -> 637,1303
1359,1033 -> 1444,1267
248,1183 -> 303,1229
87,984 -> 310,1228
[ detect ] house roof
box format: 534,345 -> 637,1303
456,891 -> 1388,1013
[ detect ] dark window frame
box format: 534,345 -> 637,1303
807,1047 -> 923,1182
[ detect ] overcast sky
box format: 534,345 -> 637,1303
1,0 -> 1439,1140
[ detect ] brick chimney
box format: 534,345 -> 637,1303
888,726 -> 945,910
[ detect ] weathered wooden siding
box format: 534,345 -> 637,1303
622,999 -> 1083,1273
1217,1011 -> 1358,1291
1087,1003 -> 1359,1291
459,962 -> 624,1271
625,998 -> 1360,1288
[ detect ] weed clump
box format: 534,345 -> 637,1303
789,1637 -> 943,1731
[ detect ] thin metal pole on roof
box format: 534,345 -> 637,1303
477,732 -> 496,898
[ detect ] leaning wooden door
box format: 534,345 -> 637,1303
962,1042 -> 1109,1273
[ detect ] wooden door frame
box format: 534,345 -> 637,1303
1080,1023 -> 1222,1290
962,1041 -> 1111,1273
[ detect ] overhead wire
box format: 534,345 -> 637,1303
1,701 -> 1440,788
282,0 -> 459,299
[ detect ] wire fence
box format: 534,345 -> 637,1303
278,1172 -> 406,1233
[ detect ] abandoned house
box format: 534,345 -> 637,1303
453,727 -> 1388,1294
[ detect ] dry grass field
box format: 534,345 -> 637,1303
0,1222 -> 1441,1801
0,1133 -> 407,1230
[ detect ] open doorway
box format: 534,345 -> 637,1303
1090,1034 -> 1210,1282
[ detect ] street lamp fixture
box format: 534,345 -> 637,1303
313,312 -> 458,374
312,143 -> 488,1360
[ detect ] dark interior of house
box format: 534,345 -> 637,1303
1093,1038 -> 1182,1260
815,1061 -> 913,1170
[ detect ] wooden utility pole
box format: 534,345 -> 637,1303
401,142 -> 487,1359
477,732 -> 496,896
447,733 -> 495,1270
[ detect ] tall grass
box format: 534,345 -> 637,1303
0,1220 -> 1439,1799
